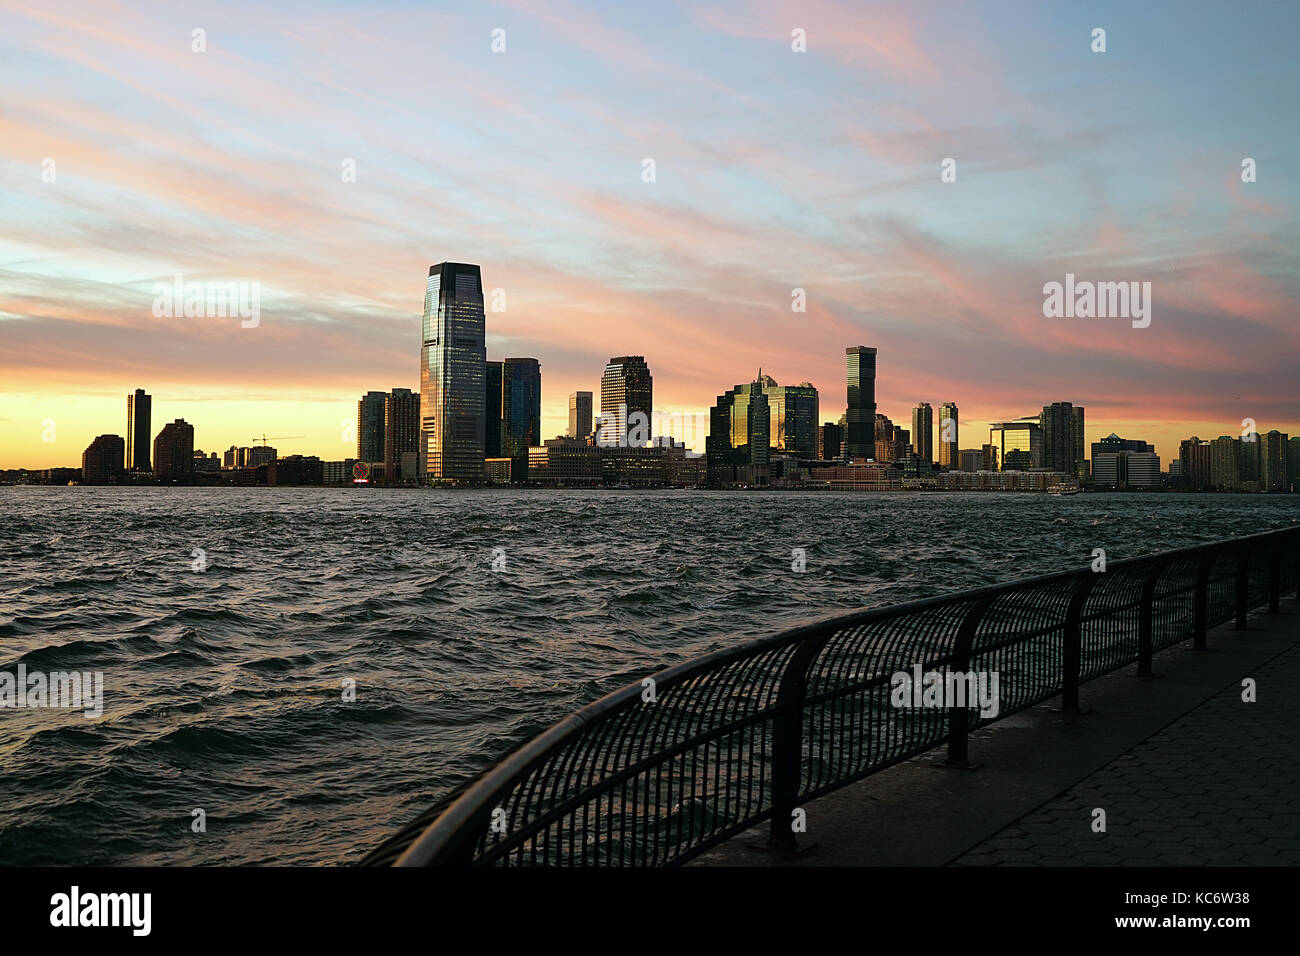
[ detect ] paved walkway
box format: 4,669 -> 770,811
694,601 -> 1300,867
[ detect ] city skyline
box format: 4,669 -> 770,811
4,1 -> 1300,467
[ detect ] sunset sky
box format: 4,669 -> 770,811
3,0 -> 1298,468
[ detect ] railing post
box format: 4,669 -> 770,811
1062,573 -> 1098,712
946,597 -> 993,766
1268,540 -> 1281,613
769,634 -> 830,850
1193,548 -> 1213,650
1235,542 -> 1254,629
1138,559 -> 1165,678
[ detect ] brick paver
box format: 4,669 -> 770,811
952,645 -> 1300,866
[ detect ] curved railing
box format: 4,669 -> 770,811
363,526 -> 1300,867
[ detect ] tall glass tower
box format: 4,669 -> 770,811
845,346 -> 877,459
600,356 -> 653,447
127,388 -> 152,471
421,263 -> 486,481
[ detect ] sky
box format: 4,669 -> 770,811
2,0 -> 1298,468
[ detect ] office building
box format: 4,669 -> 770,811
707,378 -> 770,483
845,346 -> 877,459
989,417 -> 1042,471
153,419 -> 195,482
761,377 -> 819,455
911,403 -> 934,464
1090,434 -> 1159,488
485,361 -> 503,459
1041,402 -> 1085,477
1261,430 -> 1289,492
568,391 -> 593,440
1209,436 -> 1243,491
600,356 -> 653,447
502,357 -> 542,479
818,422 -> 842,461
126,388 -> 152,471
938,402 -> 958,468
420,262 -> 487,481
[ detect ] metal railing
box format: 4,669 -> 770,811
363,527 -> 1300,867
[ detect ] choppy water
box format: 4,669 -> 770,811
1,487 -> 1297,865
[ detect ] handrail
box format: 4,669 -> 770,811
363,526 -> 1300,867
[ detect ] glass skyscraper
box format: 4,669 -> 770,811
502,357 -> 542,479
845,346 -> 877,459
421,263 -> 486,480
357,390 -> 387,462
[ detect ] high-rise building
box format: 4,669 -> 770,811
938,402 -> 958,468
421,262 -> 486,481
1289,437 -> 1300,493
911,403 -> 934,464
845,346 -> 877,459
568,391 -> 593,440
1071,406 -> 1087,479
600,356 -> 653,447
1261,430 -> 1289,492
357,390 -> 387,462
485,361 -> 503,459
384,388 -> 421,483
153,419 -> 195,482
760,378 -> 818,455
1041,402 -> 1084,476
989,417 -> 1042,471
818,422 -> 842,461
126,388 -> 152,471
1090,433 -> 1159,488
82,434 -> 125,483
1179,437 -> 1212,490
707,378 -> 770,483
1209,436 -> 1243,491
502,358 -> 542,479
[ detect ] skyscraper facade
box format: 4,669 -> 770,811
568,391 -> 593,439
600,356 -> 653,447
707,379 -> 770,482
153,419 -> 195,482
357,390 -> 387,462
761,378 -> 819,455
384,388 -> 421,482
1261,430 -> 1289,492
990,418 -> 1043,471
485,361 -> 503,459
911,402 -> 934,464
938,402 -> 958,468
1071,406 -> 1087,479
420,262 -> 486,481
127,388 -> 152,471
502,357 -> 542,478
845,346 -> 877,459
1041,402 -> 1084,476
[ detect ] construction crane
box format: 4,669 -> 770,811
254,434 -> 304,446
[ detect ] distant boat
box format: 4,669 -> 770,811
1048,484 -> 1080,496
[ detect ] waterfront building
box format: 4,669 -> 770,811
1261,430 -> 1289,492
248,445 -> 276,467
990,417 -> 1042,471
126,388 -> 152,472
269,455 -> 323,485
322,459 -> 359,485
844,346 -> 877,459
938,402 -> 958,468
484,457 -> 513,483
357,390 -> 387,463
818,422 -> 843,461
707,377 -> 770,484
1209,436 -> 1243,491
911,402 -> 934,464
1179,437 -> 1212,490
502,357 -> 542,480
600,356 -> 653,448
384,387 -> 421,483
82,434 -> 125,483
761,378 -> 819,455
153,419 -> 195,481
568,391 -> 593,439
1041,402 -> 1085,477
421,262 -> 487,481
